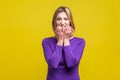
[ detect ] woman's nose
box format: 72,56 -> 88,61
60,20 -> 65,25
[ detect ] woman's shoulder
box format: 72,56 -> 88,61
72,37 -> 85,45
73,36 -> 85,42
42,36 -> 56,43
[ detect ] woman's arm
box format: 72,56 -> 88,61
63,38 -> 85,68
42,38 -> 62,69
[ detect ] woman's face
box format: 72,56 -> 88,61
55,12 -> 70,28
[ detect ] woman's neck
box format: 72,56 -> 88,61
54,35 -> 74,40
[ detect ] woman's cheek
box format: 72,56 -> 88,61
56,21 -> 60,26
65,21 -> 70,26
56,23 -> 59,27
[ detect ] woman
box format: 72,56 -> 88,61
42,6 -> 85,80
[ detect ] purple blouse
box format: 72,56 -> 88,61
42,37 -> 85,80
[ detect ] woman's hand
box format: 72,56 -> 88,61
55,26 -> 64,46
64,25 -> 74,39
64,25 -> 74,46
54,24 -> 74,46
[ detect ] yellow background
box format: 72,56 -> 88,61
0,0 -> 120,80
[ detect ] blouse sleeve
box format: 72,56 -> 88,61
63,38 -> 85,68
42,38 -> 62,69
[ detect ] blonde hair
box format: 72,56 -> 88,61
52,6 -> 75,31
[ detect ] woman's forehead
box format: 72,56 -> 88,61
56,12 -> 68,17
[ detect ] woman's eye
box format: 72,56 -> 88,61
64,18 -> 68,20
56,18 -> 61,20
